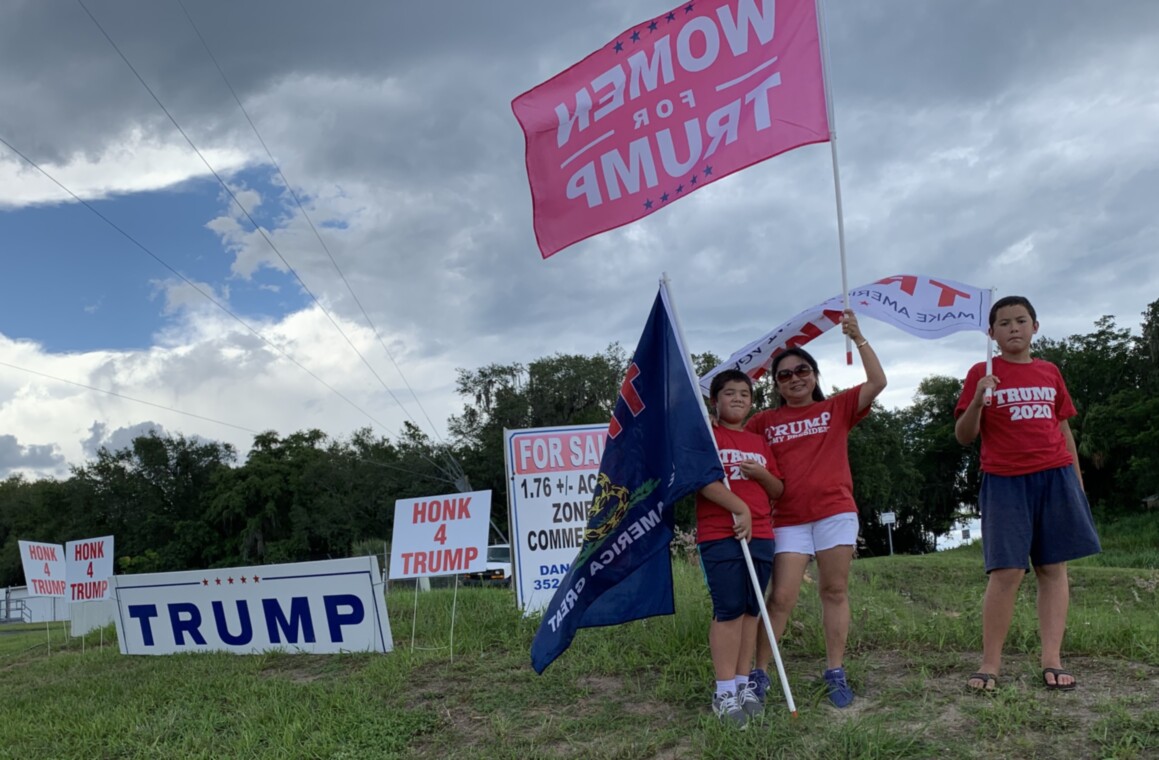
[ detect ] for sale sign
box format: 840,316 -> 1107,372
66,535 -> 115,602
18,540 -> 66,597
503,424 -> 606,614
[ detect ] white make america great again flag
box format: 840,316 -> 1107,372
700,274 -> 991,395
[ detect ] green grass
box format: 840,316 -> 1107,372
1077,511 -> 1159,570
1,532 -> 1157,759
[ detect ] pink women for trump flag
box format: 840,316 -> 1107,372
512,0 -> 830,258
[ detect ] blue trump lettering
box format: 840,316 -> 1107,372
324,594 -> 364,642
264,597 -> 316,644
126,594 -> 367,647
212,600 -> 254,645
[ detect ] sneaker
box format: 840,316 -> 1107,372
749,668 -> 771,703
712,690 -> 747,728
737,681 -> 763,718
823,667 -> 854,708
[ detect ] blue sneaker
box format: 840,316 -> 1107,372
749,668 -> 771,702
823,667 -> 854,708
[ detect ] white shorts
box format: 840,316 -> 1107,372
774,512 -> 859,556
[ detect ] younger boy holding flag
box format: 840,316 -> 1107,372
697,369 -> 783,727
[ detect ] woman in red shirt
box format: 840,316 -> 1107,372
745,310 -> 886,708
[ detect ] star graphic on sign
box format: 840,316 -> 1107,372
227,576 -> 234,584
667,11 -> 676,21
660,192 -> 670,203
215,578 -> 222,586
240,576 -> 247,584
861,300 -> 870,306
703,165 -> 713,176
685,3 -> 695,13
614,40 -> 623,53
202,579 -> 209,586
644,199 -> 654,210
689,175 -> 698,185
253,576 -> 260,583
676,184 -> 684,193
648,20 -> 658,31
630,30 -> 641,42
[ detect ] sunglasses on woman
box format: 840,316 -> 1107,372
775,363 -> 814,383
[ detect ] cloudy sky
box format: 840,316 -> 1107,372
1,0 -> 1156,480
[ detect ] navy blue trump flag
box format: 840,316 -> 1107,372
531,283 -> 725,673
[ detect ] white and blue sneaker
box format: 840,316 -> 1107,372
712,690 -> 748,728
737,681 -> 763,719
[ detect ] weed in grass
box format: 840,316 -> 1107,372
1090,707 -> 1159,759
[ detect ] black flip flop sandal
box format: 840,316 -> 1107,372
967,672 -> 997,692
1042,668 -> 1077,690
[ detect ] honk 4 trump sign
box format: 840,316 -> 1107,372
389,490 -> 491,579
111,556 -> 392,655
18,540 -> 66,597
66,535 -> 115,602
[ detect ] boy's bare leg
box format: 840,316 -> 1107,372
815,545 -> 855,670
710,616 -> 745,682
1035,562 -> 1074,687
970,567 -> 1025,687
736,614 -> 759,676
754,553 -> 810,672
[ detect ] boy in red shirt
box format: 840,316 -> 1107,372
697,370 -> 783,727
954,295 -> 1101,692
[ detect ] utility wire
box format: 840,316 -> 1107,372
174,0 -> 450,450
75,0 -> 463,485
0,359 -> 261,435
0,133 -> 396,440
0,359 -> 457,486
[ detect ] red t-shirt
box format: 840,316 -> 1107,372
695,425 -> 781,543
954,357 -> 1077,476
744,386 -> 869,528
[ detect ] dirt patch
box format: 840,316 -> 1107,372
257,653 -> 365,683
401,650 -> 1157,759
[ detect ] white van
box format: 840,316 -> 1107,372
463,544 -> 512,587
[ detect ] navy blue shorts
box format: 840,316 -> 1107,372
698,537 -> 774,621
979,466 -> 1101,573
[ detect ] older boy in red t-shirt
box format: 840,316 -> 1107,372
955,295 -> 1101,692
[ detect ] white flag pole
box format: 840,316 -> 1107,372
660,273 -> 798,717
815,0 -> 852,365
984,287 -> 996,405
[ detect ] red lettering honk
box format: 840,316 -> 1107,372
73,542 -> 105,561
411,497 -> 472,523
29,545 -> 58,562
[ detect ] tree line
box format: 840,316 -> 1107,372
2,302 -> 1156,586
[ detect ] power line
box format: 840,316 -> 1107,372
76,0 -> 444,454
0,132 -> 396,439
0,359 -> 458,486
174,0 -> 451,450
0,359 -> 261,435
74,0 -> 464,486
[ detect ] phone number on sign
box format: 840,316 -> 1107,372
532,561 -> 573,590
